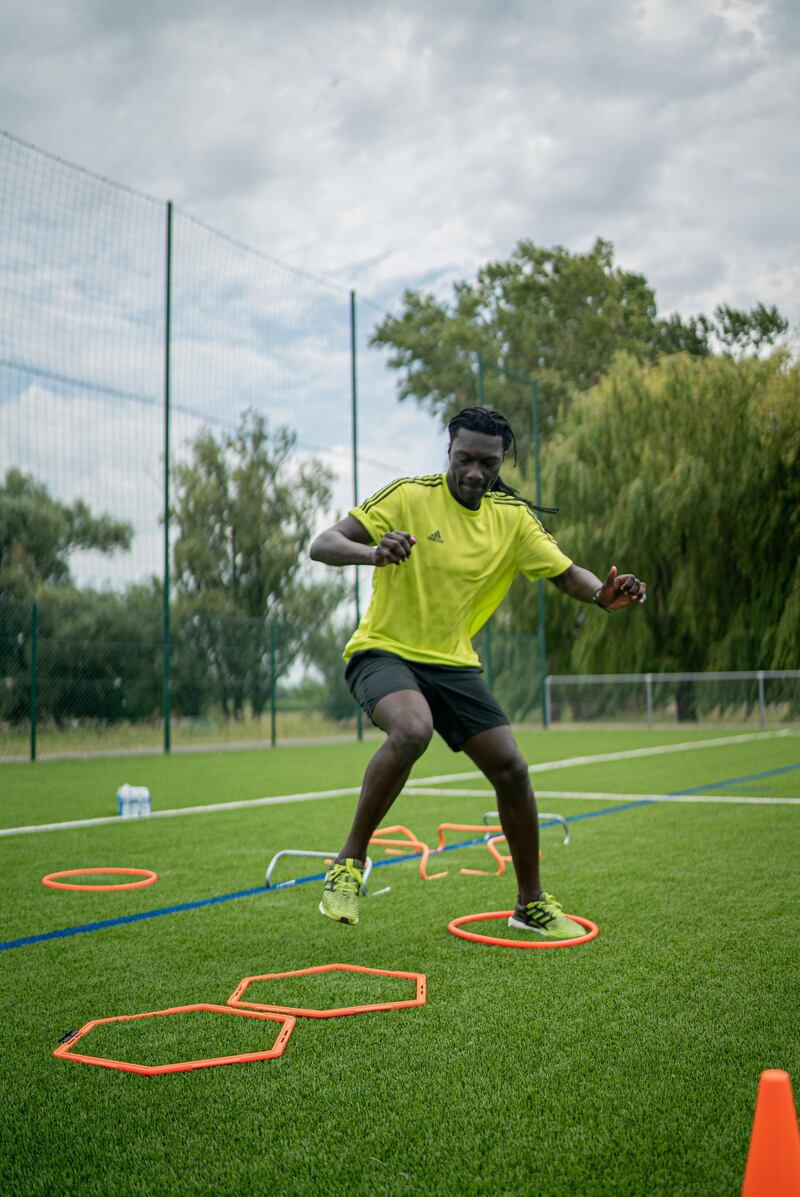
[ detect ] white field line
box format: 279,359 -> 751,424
0,729 -> 794,840
403,787 -> 800,806
404,788 -> 496,797
0,786 -> 363,839
403,728 -> 794,786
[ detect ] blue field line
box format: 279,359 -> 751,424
668,762 -> 800,796
5,766 -> 794,954
555,799 -> 656,822
0,806 -> 649,953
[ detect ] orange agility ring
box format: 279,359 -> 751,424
52,1003 -> 295,1074
42,868 -> 158,892
448,911 -> 599,949
228,963 -> 427,1018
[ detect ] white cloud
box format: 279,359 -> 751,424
1,0 -> 798,601
2,0 -> 796,324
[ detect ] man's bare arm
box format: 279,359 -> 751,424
551,563 -> 647,609
309,515 -> 417,568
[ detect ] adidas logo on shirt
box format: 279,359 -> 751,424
427,530 -> 444,543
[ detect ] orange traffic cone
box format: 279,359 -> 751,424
741,1070 -> 800,1196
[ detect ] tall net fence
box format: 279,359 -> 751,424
1,131 -> 468,760
0,134 -> 166,589
1,132 -> 372,759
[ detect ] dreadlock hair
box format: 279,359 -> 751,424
447,406 -> 558,516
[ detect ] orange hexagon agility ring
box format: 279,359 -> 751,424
41,868 -> 158,892
228,963 -> 427,1018
52,1004 -> 295,1074
448,910 -> 599,949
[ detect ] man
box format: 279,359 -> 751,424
309,406 -> 646,937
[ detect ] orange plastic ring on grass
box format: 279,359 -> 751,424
52,1003 -> 295,1074
228,963 -> 427,1018
41,868 -> 158,892
448,911 -> 599,949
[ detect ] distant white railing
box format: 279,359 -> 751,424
545,670 -> 800,730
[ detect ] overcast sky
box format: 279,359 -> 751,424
1,0 -> 798,588
3,0 -> 797,317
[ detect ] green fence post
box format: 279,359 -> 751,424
350,289 -> 363,742
531,380 -> 549,728
645,672 -> 654,731
162,199 -> 173,754
270,619 -> 277,748
30,600 -> 38,762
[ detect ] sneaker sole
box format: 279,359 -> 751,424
319,901 -> 358,926
507,914 -> 548,935
507,914 -> 581,939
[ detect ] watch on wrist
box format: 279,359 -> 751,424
593,587 -> 611,613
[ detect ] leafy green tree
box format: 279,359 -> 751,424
0,469 -> 132,599
170,410 -> 346,719
371,238 -> 788,448
713,303 -> 789,359
372,238 -> 658,441
535,352 -> 799,702
655,303 -> 788,360
0,583 -> 161,726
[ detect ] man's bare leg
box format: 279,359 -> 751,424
461,724 -> 542,904
337,690 -> 433,862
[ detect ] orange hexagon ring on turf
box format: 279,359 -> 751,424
228,963 -> 427,1018
448,911 -> 599,949
42,868 -> 158,892
52,1004 -> 296,1074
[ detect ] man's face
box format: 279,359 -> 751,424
446,428 -> 505,509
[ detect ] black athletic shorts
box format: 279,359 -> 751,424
344,649 -> 510,752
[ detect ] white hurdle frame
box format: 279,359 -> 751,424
265,850 -> 375,891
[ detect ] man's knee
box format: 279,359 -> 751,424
387,718 -> 433,762
489,752 -> 530,792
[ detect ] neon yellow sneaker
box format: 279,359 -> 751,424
508,893 -> 584,939
319,858 -> 365,925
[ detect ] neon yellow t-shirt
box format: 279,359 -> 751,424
343,473 -> 572,667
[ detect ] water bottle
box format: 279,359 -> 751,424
115,784 -> 152,818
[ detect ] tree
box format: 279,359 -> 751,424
713,303 -> 789,359
0,469 -> 132,599
534,352 -> 799,709
170,410 -> 347,719
655,303 -> 788,360
0,582 -> 161,727
371,238 -> 788,448
372,238 -> 658,442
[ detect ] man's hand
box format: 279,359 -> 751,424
595,565 -> 647,610
373,531 -> 417,567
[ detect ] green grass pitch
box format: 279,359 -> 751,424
2,728 -> 799,1196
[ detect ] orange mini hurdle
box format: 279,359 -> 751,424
431,823 -> 503,878
369,825 -> 445,881
228,963 -> 427,1018
52,1004 -> 296,1074
42,868 -> 158,892
460,834 -> 511,877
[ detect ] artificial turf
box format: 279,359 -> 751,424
2,729 -> 798,1196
